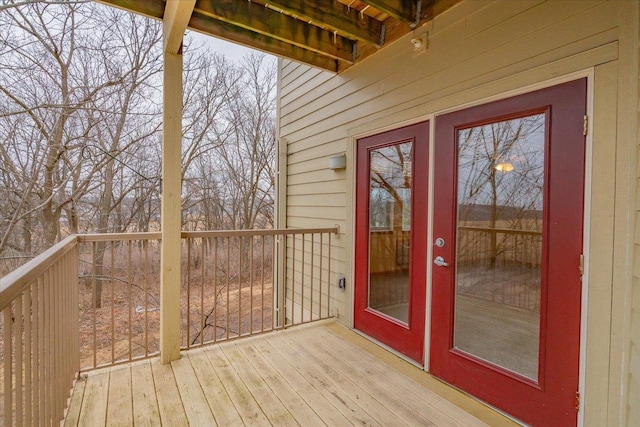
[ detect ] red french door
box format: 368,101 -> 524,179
430,79 -> 587,426
354,121 -> 429,364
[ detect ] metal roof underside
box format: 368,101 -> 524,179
96,0 -> 461,72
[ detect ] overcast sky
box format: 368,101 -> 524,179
188,31 -> 274,63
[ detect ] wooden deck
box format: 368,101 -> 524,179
64,321 -> 517,426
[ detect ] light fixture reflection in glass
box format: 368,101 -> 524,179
494,162 -> 515,173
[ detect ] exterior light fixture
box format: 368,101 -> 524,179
329,154 -> 347,170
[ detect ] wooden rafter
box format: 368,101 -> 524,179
95,0 -> 164,19
360,0 -> 417,24
95,0 -> 462,73
261,0 -> 384,45
189,11 -> 339,72
422,0 -> 463,21
194,0 -> 354,63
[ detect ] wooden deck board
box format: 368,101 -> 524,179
233,341 -> 327,426
63,378 -> 86,427
187,350 -> 245,426
272,331 -> 407,426
220,343 -> 299,426
130,362 -> 161,427
171,356 -> 217,426
305,326 -> 480,426
150,360 -> 188,426
248,336 -> 354,426
106,365 -> 133,427
66,321 -> 516,426
204,345 -> 272,426
77,370 -> 109,426
260,333 -> 384,426
284,328 -> 440,426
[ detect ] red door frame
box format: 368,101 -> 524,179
429,79 -> 586,426
354,121 -> 429,364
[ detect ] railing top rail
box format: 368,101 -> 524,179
0,235 -> 77,311
457,226 -> 542,236
77,228 -> 339,242
78,232 -> 162,242
181,227 -> 339,238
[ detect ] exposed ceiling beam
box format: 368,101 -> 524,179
95,0 -> 164,19
262,0 -> 383,45
421,0 -> 463,21
164,0 -> 197,53
360,0 -> 417,23
194,0 -> 354,62
189,11 -> 339,72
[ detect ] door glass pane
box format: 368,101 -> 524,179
368,142 -> 412,324
454,113 -> 545,381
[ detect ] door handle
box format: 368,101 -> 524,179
433,256 -> 449,267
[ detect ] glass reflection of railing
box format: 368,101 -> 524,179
456,226 -> 542,311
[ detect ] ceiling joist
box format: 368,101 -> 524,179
189,11 -> 340,72
95,0 -> 463,73
194,0 -> 354,63
96,0 -> 164,19
261,0 -> 384,45
360,0 -> 417,24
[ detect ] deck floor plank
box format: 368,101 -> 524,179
283,328 -> 440,426
66,321 -> 515,427
130,361 -> 161,427
272,331 -> 414,426
150,360 -> 188,426
248,337 -> 354,426
233,340 -> 327,427
259,332 -> 383,426
63,378 -> 86,427
318,327 -> 486,426
77,370 -> 109,426
221,343 -> 300,426
106,365 -> 133,427
204,345 -> 272,426
171,356 -> 217,426
187,350 -> 245,426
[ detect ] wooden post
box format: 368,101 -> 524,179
160,49 -> 182,364
159,0 -> 196,364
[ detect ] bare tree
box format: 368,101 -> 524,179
0,1 -> 278,290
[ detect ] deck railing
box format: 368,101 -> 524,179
181,228 -> 335,350
1,227 -> 337,426
76,233 -> 162,370
0,236 -> 79,427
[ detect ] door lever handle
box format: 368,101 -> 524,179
433,256 -> 449,267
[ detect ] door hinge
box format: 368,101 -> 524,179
575,391 -> 580,411
579,254 -> 584,277
583,115 -> 588,136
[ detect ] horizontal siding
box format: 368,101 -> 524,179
281,66 -> 326,96
288,180 -> 346,196
287,169 -> 346,186
463,0 -> 545,37
277,5 -> 640,420
279,0 -> 622,332
280,1 -> 613,123
289,138 -> 344,167
287,194 -> 345,208
280,60 -> 302,81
